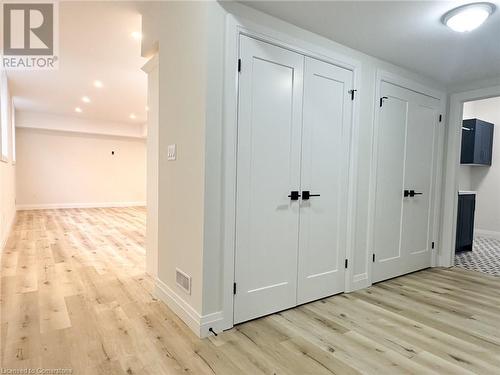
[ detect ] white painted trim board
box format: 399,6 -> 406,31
154,278 -> 224,338
17,202 -> 146,210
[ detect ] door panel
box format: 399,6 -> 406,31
234,35 -> 304,324
373,81 -> 439,283
401,104 -> 436,261
372,85 -> 408,282
297,57 -> 352,304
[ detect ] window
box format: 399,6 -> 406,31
0,71 -> 9,162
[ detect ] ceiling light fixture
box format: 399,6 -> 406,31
82,96 -> 91,103
129,113 -> 136,119
93,80 -> 103,88
131,31 -> 142,40
75,107 -> 82,113
442,2 -> 495,32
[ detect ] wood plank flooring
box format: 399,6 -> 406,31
2,208 -> 500,374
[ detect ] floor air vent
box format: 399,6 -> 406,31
176,268 -> 191,295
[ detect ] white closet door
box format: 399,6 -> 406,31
234,35 -> 304,324
373,81 -> 439,283
400,97 -> 438,274
297,57 -> 352,304
372,82 -> 409,283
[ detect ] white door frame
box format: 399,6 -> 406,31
221,15 -> 361,331
366,70 -> 447,286
440,84 -> 500,268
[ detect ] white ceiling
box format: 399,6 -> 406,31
8,2 -> 147,125
242,1 -> 500,86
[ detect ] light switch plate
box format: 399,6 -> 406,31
167,144 -> 176,161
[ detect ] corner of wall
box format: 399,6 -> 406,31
154,277 -> 224,338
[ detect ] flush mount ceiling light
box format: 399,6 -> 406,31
443,2 -> 495,32
75,107 -> 82,113
93,80 -> 103,88
81,96 -> 91,103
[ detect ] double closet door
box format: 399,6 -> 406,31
234,35 -> 353,324
372,81 -> 440,283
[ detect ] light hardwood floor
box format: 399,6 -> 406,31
2,208 -> 500,374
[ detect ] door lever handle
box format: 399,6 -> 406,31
302,191 -> 321,200
288,191 -> 301,201
409,190 -> 423,197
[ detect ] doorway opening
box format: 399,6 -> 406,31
455,96 -> 500,276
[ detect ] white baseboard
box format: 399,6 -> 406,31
1,211 -> 17,253
475,229 -> 500,240
154,278 -> 224,338
16,201 -> 146,210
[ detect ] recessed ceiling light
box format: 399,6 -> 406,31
82,96 -> 91,103
75,107 -> 82,113
131,31 -> 142,40
93,80 -> 103,88
129,113 -> 136,119
443,2 -> 495,32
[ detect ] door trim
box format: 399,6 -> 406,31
367,70 -> 447,286
221,15 -> 362,331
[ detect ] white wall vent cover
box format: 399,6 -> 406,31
176,268 -> 191,295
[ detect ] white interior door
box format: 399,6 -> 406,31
234,35 -> 304,324
297,57 -> 352,304
400,97 -> 438,273
373,81 -> 439,283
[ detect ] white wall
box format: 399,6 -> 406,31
151,1 -> 210,322
0,72 -> 16,250
141,1 -> 447,337
462,97 -> 500,235
16,125 -> 146,209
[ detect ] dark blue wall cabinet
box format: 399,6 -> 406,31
456,194 -> 475,252
461,118 -> 494,166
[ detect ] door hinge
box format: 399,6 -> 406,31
345,259 -> 348,269
380,96 -> 388,107
439,114 -> 442,122
233,282 -> 237,295
349,89 -> 357,101
432,242 -> 435,249
372,253 -> 376,262
238,59 -> 241,73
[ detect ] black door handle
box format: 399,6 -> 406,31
404,189 -> 410,197
302,191 -> 320,200
409,190 -> 423,197
288,191 -> 300,201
